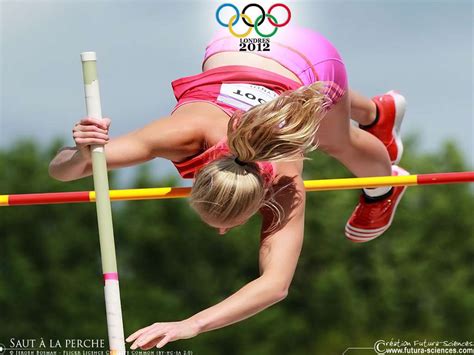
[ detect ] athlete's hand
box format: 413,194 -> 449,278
72,116 -> 111,149
127,319 -> 200,350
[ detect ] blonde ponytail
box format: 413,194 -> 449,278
190,81 -> 329,229
227,81 -> 329,162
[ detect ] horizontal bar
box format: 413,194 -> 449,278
303,175 -> 418,191
1,171 -> 473,207
7,191 -> 91,206
417,171 -> 474,185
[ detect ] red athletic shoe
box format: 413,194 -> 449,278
361,91 -> 406,164
345,165 -> 409,243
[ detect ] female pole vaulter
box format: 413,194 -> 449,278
49,25 -> 407,348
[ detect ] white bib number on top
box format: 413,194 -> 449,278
216,83 -> 278,112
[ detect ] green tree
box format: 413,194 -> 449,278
0,137 -> 472,354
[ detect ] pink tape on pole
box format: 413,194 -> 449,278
103,272 -> 119,281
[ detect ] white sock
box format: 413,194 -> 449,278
363,186 -> 392,198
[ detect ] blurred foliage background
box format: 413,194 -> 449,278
0,137 -> 473,354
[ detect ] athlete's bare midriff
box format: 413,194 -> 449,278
202,51 -> 303,84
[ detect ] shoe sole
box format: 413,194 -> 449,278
345,166 -> 409,242
386,90 -> 406,165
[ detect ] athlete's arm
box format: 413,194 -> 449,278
125,161 -> 306,349
188,161 -> 306,331
48,114 -> 205,181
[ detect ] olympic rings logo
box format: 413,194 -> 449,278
215,3 -> 292,38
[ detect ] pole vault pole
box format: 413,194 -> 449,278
80,52 -> 125,354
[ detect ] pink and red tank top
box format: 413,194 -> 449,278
170,65 -> 304,184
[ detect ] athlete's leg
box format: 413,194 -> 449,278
316,90 -> 407,242
348,89 -> 377,125
316,90 -> 391,178
348,89 -> 407,164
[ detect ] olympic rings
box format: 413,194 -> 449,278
254,14 -> 278,38
215,3 -> 291,38
228,14 -> 253,38
215,3 -> 239,27
242,4 -> 265,27
268,3 -> 291,27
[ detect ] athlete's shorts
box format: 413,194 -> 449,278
202,26 -> 348,106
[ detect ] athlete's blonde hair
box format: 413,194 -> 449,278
190,82 -> 330,229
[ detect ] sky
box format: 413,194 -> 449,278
0,0 -> 472,188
